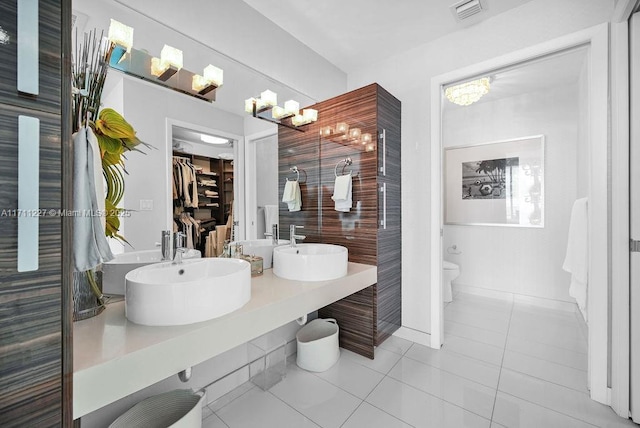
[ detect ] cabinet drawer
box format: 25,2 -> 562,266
0,0 -> 62,113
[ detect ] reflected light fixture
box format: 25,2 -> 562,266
245,91 -> 316,131
445,77 -> 490,106
107,19 -> 134,63
200,134 -> 229,145
151,44 -> 183,81
106,18 -> 223,103
192,64 -> 224,94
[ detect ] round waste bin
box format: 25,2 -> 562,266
296,318 -> 340,372
109,389 -> 205,428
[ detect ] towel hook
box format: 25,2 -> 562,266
335,157 -> 353,177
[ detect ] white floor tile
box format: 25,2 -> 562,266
341,346 -> 403,374
269,364 -> 362,428
208,382 -> 256,413
441,335 -> 505,366
506,335 -> 588,371
445,307 -> 511,334
490,423 -> 508,428
342,402 -> 413,428
507,322 -> 587,354
202,412 -> 229,428
313,350 -> 385,399
216,388 -> 319,428
502,350 -> 587,393
445,320 -> 508,348
492,391 -> 597,428
498,369 -> 637,427
405,343 -> 501,389
388,356 -> 496,419
366,377 -> 491,428
379,335 -> 414,355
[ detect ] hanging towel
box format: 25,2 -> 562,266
562,197 -> 588,321
73,127 -> 114,272
282,179 -> 302,212
264,204 -> 279,231
332,173 -> 352,212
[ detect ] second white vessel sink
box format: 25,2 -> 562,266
125,258 -> 251,326
273,244 -> 348,281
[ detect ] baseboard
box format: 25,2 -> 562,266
453,283 -> 579,313
393,326 -> 431,347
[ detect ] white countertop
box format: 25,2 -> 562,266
73,262 -> 377,419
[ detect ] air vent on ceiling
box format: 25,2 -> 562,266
450,0 -> 484,21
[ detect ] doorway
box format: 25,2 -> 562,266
430,24 -> 611,404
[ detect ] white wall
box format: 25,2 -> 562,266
347,0 -> 614,334
85,0 -> 347,101
442,84 -> 581,302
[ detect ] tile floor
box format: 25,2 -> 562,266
202,292 -> 637,428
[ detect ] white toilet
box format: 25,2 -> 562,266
443,261 -> 460,303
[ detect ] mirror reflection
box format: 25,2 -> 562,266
73,0 -> 316,254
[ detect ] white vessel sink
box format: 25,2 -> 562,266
125,258 -> 251,326
102,249 -> 201,295
273,244 -> 348,281
230,239 -> 289,269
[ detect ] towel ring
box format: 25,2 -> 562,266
335,158 -> 353,177
287,166 -> 306,183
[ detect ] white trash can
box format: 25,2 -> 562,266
296,318 -> 340,372
109,389 -> 205,428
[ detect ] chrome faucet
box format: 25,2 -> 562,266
160,230 -> 173,261
289,225 -> 306,247
264,224 -> 279,245
173,232 -> 187,264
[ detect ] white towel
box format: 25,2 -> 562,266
264,205 -> 279,231
562,197 -> 588,321
282,179 -> 302,212
73,127 -> 114,272
332,173 -> 352,212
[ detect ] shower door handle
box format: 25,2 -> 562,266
379,129 -> 386,176
17,0 -> 39,95
18,115 -> 40,272
379,183 -> 387,229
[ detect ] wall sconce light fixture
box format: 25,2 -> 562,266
106,19 -> 223,102
320,122 -> 374,151
245,90 -> 317,132
444,77 -> 490,106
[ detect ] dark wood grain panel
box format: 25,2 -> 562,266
0,0 -> 63,113
376,86 -> 402,344
279,84 -> 401,359
0,1 -> 68,425
318,285 -> 376,359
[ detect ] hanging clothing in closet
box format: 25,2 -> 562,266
173,157 -> 199,210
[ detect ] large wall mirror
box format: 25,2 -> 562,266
73,0 -> 316,253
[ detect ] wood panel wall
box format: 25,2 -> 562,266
279,84 -> 401,359
0,1 -> 72,426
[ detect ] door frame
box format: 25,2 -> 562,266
244,129 -> 278,240
430,23 -> 612,404
164,118 -> 246,241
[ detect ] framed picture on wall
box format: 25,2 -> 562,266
444,135 -> 545,227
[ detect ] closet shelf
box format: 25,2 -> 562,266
197,171 -> 218,176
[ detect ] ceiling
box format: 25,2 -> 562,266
443,46 -> 589,111
241,0 -> 534,73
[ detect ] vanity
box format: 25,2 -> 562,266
73,262 -> 376,419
